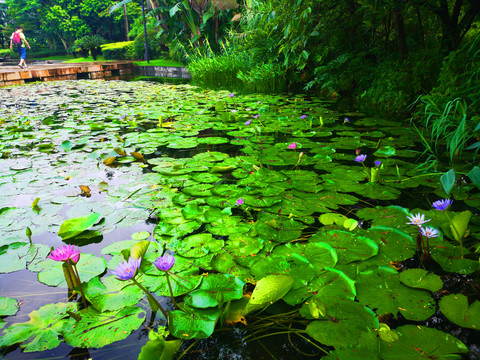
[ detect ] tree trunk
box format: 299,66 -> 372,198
393,9 -> 408,60
123,4 -> 130,41
416,8 -> 426,49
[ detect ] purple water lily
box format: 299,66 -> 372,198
153,254 -> 175,272
344,117 -> 350,122
244,119 -> 252,125
300,115 -> 307,119
374,161 -> 382,167
406,213 -> 431,226
354,154 -> 367,163
228,93 -> 235,98
253,114 -> 260,119
235,198 -> 244,206
419,226 -> 440,238
112,257 -> 142,281
432,199 -> 453,211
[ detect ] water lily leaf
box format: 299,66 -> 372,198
58,213 -> 101,240
323,347 -> 380,360
168,305 -> 221,339
431,244 -> 479,274
138,337 -> 182,360
380,325 -> 469,359
306,297 -> 379,347
0,243 -> 50,274
83,276 -> 144,312
310,230 -> 378,264
399,269 -> 443,292
243,275 -> 294,315
0,302 -> 76,352
467,166 -> 480,189
62,306 -> 145,348
185,274 -> 245,309
373,146 -> 396,157
441,169 -> 456,196
439,294 -> 480,330
144,268 -> 202,297
34,254 -> 107,287
450,210 -> 472,243
176,233 -> 224,258
356,267 -> 435,321
0,297 -> 19,316
103,156 -> 116,165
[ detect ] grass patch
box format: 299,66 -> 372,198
134,59 -> 185,67
63,56 -> 114,63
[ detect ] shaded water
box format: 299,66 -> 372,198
0,80 -> 479,359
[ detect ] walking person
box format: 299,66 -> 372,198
10,26 -> 31,69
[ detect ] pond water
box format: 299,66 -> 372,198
0,80 -> 479,360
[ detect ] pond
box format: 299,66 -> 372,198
0,80 -> 479,360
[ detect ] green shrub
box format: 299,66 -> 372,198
238,63 -> 287,93
0,49 -> 14,58
188,53 -> 251,90
133,30 -> 164,60
102,41 -> 135,60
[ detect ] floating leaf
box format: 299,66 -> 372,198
380,325 -> 468,359
0,297 -> 19,316
0,302 -> 76,352
243,275 -> 293,314
62,306 -> 145,348
399,269 -> 443,292
58,213 -> 101,240
439,294 -> 480,330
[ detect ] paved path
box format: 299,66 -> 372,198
0,61 -> 134,87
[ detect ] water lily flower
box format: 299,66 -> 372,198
153,254 -> 175,272
253,114 -> 260,119
344,117 -> 350,122
258,101 -> 262,104
432,199 -> 453,211
356,149 -> 360,155
419,226 -> 440,238
406,213 -> 431,226
300,115 -> 307,119
288,143 -> 297,150
354,154 -> 367,163
120,115 -> 126,121
112,256 -> 142,281
231,109 -> 237,113
244,119 -> 252,125
235,198 -> 244,206
228,93 -> 235,98
374,161 -> 382,167
47,245 -> 80,264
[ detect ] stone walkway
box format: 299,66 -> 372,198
0,61 -> 134,87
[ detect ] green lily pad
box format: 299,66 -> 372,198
399,269 -> 443,292
0,302 -> 76,352
356,267 -> 435,321
0,297 -> 19,316
32,254 -> 107,287
439,293 -> 480,330
380,325 -> 469,359
168,305 -> 221,339
305,297 -> 379,347
62,306 -> 145,348
185,274 -> 245,308
83,276 -> 144,312
58,213 -> 101,240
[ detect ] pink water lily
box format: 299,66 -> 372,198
47,245 -> 80,264
288,143 -> 297,150
235,198 -> 244,206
